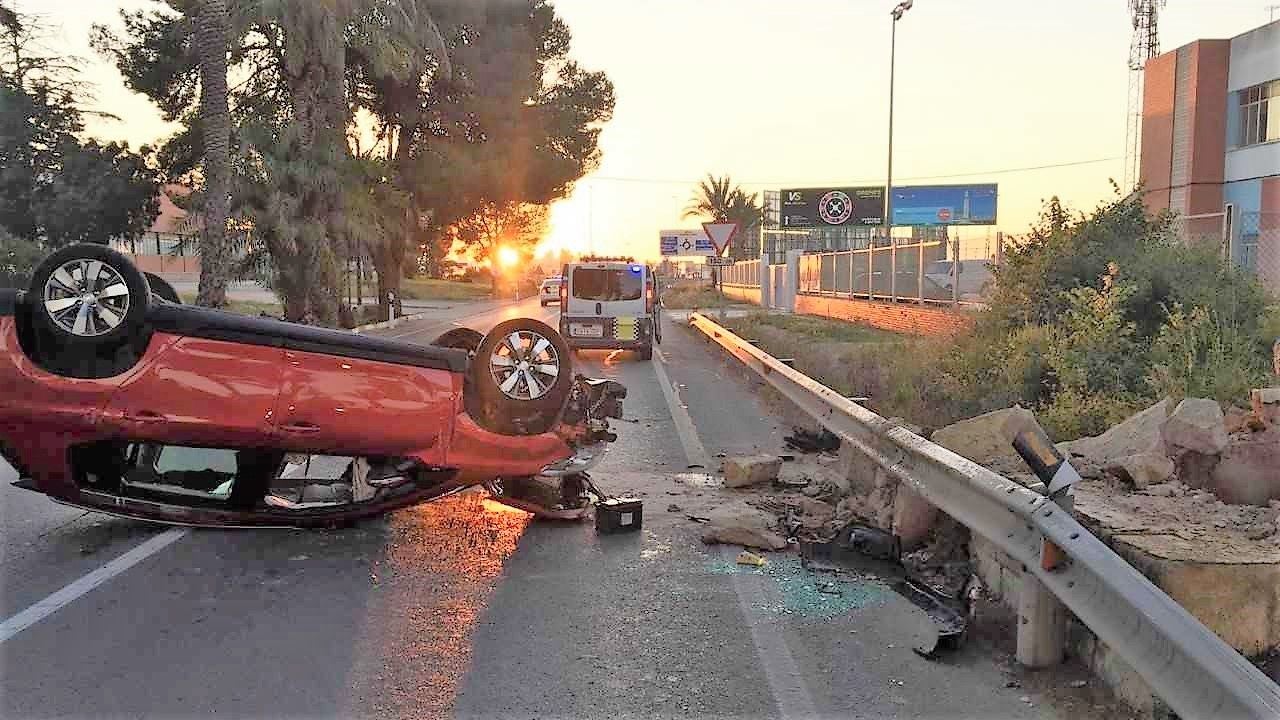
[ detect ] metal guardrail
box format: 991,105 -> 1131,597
689,312 -> 1280,720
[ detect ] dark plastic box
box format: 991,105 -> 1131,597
595,497 -> 643,534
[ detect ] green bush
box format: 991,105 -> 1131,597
0,229 -> 42,289
1145,304 -> 1269,405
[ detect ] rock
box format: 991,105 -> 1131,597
794,496 -> 836,525
1176,450 -> 1221,490
1143,481 -> 1184,498
1251,388 -> 1280,427
699,501 -> 788,551
723,455 -> 783,488
1209,428 -> 1280,506
1224,406 -> 1253,434
892,482 -> 938,551
931,406 -> 1038,467
1161,398 -> 1228,456
1103,452 -> 1174,489
1060,398 -> 1172,466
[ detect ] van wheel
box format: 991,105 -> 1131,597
29,244 -> 150,351
636,341 -> 653,361
471,318 -> 573,435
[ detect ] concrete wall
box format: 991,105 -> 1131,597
721,284 -> 761,305
1227,20 -> 1280,92
795,294 -> 975,336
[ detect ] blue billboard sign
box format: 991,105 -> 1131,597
891,184 -> 997,226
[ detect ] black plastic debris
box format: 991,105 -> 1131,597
784,426 -> 842,454
800,522 -> 968,658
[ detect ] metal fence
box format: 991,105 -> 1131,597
721,258 -> 761,288
794,237 -> 995,306
1167,210 -> 1280,297
1238,211 -> 1280,296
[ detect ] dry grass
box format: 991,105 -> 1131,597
723,312 -> 966,434
179,294 -> 283,317
661,283 -> 732,309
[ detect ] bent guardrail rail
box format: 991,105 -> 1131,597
689,312 -> 1280,720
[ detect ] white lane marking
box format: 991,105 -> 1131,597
720,546 -> 820,720
653,350 -> 818,720
0,527 -> 188,644
651,350 -> 710,468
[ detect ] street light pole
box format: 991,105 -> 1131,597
885,0 -> 916,302
886,0 -> 912,303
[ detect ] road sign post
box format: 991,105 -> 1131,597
702,223 -> 738,294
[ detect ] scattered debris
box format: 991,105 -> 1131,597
1069,680 -> 1089,689
667,504 -> 682,512
674,473 -> 722,489
774,474 -> 811,489
784,426 -> 841,454
700,501 -> 788,551
1102,452 -> 1174,489
779,454 -> 796,462
723,455 -> 783,488
736,550 -> 767,567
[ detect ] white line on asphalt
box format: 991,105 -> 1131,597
651,350 -> 711,468
653,350 -> 818,720
0,528 -> 188,644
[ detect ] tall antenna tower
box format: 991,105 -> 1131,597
1124,0 -> 1166,191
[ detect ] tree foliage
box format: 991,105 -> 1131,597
683,174 -> 763,259
95,0 -> 612,324
0,9 -> 159,249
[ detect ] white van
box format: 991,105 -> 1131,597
559,260 -> 661,360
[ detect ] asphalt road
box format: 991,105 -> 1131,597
0,298 -> 1058,719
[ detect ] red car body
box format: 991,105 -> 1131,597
0,289 -> 618,527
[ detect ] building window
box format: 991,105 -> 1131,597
1238,79 -> 1280,147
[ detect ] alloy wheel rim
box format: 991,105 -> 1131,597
489,329 -> 560,400
42,259 -> 131,337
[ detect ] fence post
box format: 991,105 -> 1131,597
951,236 -> 960,306
890,235 -> 897,302
867,236 -> 874,299
918,239 -> 925,304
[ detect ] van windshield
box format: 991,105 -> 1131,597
572,267 -> 643,301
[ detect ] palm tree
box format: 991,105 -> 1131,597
683,174 -> 763,260
193,0 -> 231,308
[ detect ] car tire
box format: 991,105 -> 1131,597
636,341 -> 653,361
28,243 -> 150,350
471,318 -> 573,436
431,327 -> 485,356
144,272 -> 181,304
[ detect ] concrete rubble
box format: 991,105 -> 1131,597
1160,397 -> 1229,456
1101,452 -> 1174,489
722,455 -> 783,488
699,500 -> 789,551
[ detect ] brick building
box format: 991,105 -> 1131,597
1139,19 -> 1279,290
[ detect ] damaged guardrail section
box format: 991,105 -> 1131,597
688,312 -> 1280,720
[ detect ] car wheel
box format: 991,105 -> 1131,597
471,318 -> 572,436
144,272 -> 181,304
636,341 -> 653,361
29,243 -> 150,349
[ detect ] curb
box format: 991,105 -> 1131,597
350,313 -> 426,334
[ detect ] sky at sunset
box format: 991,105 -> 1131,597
19,0 -> 1277,262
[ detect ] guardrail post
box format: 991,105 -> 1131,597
917,241 -> 925,304
1011,420 -> 1076,669
867,237 -> 874,299
1017,493 -> 1072,668
890,237 -> 897,302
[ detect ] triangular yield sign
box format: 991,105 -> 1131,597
702,222 -> 738,255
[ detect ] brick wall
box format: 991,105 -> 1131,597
1141,51 -> 1177,215
795,294 -> 974,336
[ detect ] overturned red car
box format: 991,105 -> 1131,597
0,244 -> 625,527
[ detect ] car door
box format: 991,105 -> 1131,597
100,335 -> 286,448
273,349 -> 456,462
